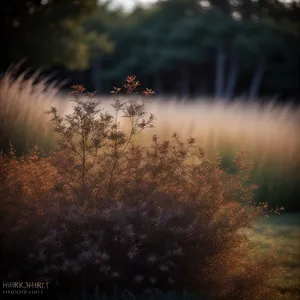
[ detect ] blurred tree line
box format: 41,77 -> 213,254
1,0 -> 299,101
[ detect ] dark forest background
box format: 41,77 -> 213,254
1,0 -> 300,101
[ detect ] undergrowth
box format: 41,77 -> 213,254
0,76 -> 285,299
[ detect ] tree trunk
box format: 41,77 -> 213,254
75,70 -> 85,86
180,65 -> 190,100
295,64 -> 300,103
225,56 -> 239,100
196,83 -> 205,97
248,56 -> 267,100
91,57 -> 102,93
215,44 -> 226,99
154,73 -> 163,95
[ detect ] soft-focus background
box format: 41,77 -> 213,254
1,1 -> 300,299
2,0 -> 300,102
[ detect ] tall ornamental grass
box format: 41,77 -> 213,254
1,67 -> 299,212
0,64 -> 68,155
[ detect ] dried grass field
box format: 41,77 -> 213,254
1,70 -> 300,299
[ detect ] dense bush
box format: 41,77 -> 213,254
0,76 -> 284,299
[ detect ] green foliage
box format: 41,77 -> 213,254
97,0 -> 299,98
1,0 -> 98,70
3,0 -> 299,98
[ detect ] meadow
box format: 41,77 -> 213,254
0,69 -> 299,299
2,68 -> 299,211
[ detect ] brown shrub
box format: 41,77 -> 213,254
0,76 -> 284,299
